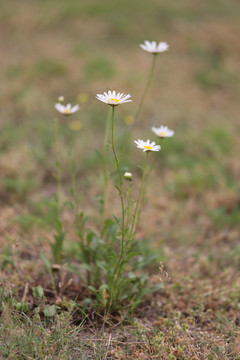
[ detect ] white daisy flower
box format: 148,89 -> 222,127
96,91 -> 132,106
140,41 -> 169,54
134,139 -> 161,152
151,126 -> 174,138
55,103 -> 80,115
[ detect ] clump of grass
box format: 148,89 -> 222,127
84,56 -> 116,80
0,303 -> 82,359
208,206 -> 240,229
5,65 -> 25,79
206,127 -> 232,155
193,45 -> 238,90
0,178 -> 35,201
169,167 -> 217,199
33,59 -> 68,77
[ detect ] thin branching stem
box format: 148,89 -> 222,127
111,152 -> 149,309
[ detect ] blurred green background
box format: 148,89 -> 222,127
1,0 -> 240,238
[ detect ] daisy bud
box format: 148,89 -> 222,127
124,172 -> 133,181
58,96 -> 64,103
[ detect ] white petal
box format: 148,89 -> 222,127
55,103 -> 63,112
121,94 -> 131,100
145,40 -> 152,48
71,105 -> 80,113
140,44 -> 148,51
157,42 -> 169,52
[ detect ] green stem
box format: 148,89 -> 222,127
126,180 -> 131,231
110,106 -> 125,242
55,162 -> 62,218
54,117 -> 62,217
135,138 -> 163,230
109,153 -> 149,310
101,107 -> 111,219
67,133 -> 80,222
50,270 -> 57,296
129,152 -> 149,240
103,107 -> 111,154
135,157 -> 154,230
107,106 -> 126,311
135,54 -> 157,122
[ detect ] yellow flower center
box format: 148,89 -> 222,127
144,145 -> 153,150
64,108 -> 70,114
108,98 -> 119,104
158,131 -> 166,137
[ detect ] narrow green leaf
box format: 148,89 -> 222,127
40,252 -> 51,271
43,305 -> 56,317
